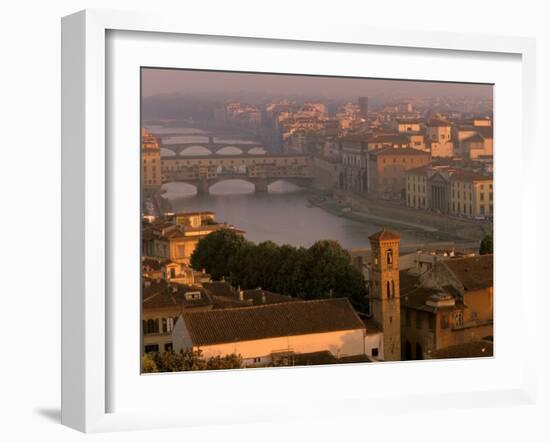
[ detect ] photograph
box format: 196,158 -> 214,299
140,68 -> 494,373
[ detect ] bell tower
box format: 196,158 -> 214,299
368,229 -> 401,361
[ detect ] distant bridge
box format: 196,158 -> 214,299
160,153 -> 314,194
159,135 -> 265,156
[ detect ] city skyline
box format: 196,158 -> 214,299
142,68 -> 493,100
140,67 -> 494,371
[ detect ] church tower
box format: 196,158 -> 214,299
368,229 -> 401,361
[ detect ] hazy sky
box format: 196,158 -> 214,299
142,68 -> 493,100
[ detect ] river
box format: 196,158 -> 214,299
147,124 -> 422,249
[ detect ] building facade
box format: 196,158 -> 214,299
141,128 -> 162,191
368,147 -> 431,199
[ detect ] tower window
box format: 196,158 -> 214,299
387,249 -> 393,265
386,281 -> 391,298
391,280 -> 395,298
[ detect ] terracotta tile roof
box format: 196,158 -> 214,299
463,133 -> 485,143
182,298 -> 365,346
368,229 -> 401,241
288,351 -> 338,366
142,279 -> 213,310
427,119 -> 451,127
400,287 -> 454,313
426,340 -> 493,359
202,281 -> 237,298
442,254 -> 493,291
370,147 -> 430,157
405,165 -> 430,175
449,169 -> 492,182
241,289 -> 299,306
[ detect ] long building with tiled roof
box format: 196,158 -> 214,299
173,298 -> 369,366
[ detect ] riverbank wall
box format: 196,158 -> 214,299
309,189 -> 492,243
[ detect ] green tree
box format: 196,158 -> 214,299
141,354 -> 158,373
141,350 -> 243,373
479,234 -> 493,255
190,230 -> 367,301
190,228 -> 246,280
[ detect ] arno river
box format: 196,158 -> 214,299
148,125 -> 418,250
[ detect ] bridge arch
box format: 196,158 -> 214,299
215,146 -> 246,155
177,145 -> 212,156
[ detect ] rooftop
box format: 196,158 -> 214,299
426,340 -> 493,359
181,298 -> 365,346
443,254 -> 493,291
368,229 -> 401,241
370,147 -> 430,157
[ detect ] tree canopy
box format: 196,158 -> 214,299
479,233 -> 493,255
190,228 -> 367,302
142,349 -> 243,373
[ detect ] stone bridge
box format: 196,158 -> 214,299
160,153 -> 314,194
159,135 -> 265,155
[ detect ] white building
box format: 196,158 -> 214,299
173,298 -> 376,366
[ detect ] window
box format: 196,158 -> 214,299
386,248 -> 393,265
253,357 -> 261,363
177,245 -> 185,258
145,318 -> 159,334
162,318 -> 174,334
144,344 -> 159,353
164,343 -> 173,352
391,280 -> 395,298
454,310 -> 464,327
371,348 -> 379,357
441,314 -> 450,329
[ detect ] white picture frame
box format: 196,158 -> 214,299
61,9 -> 537,433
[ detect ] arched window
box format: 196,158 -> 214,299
391,280 -> 395,298
387,249 -> 393,265
386,281 -> 391,298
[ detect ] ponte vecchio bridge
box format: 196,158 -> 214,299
160,152 -> 314,194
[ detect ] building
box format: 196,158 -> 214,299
426,119 -> 453,158
449,170 -> 493,218
405,165 -> 429,209
367,230 -> 402,361
142,213 -> 245,265
341,135 -> 369,193
405,165 -> 493,219
141,128 -> 162,191
394,118 -> 422,134
367,147 -> 431,199
400,254 -> 493,360
173,298 -> 369,366
142,279 -> 214,354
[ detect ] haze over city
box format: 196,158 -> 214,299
140,68 -> 494,371
142,68 -> 492,100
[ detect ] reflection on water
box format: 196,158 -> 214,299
163,181 -> 415,249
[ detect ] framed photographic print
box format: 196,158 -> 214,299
61,9 -> 537,433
